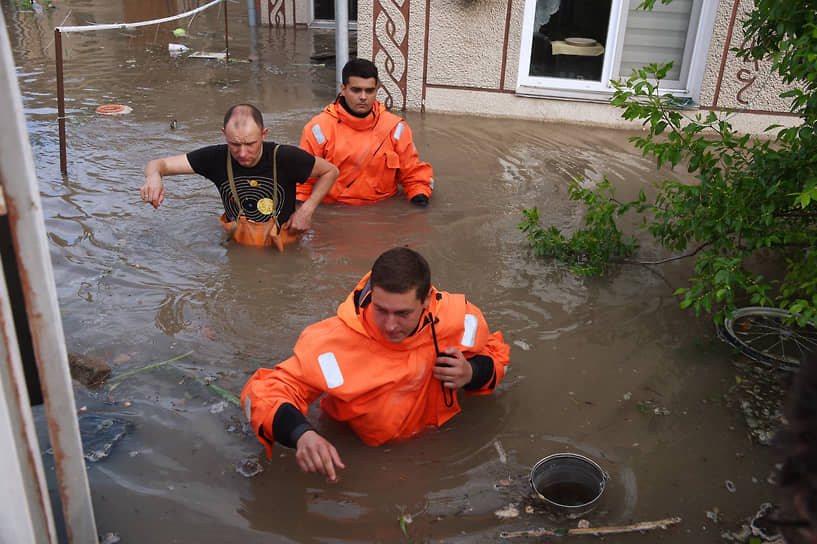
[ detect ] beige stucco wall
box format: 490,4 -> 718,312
425,1 -> 508,89
699,0 -> 794,115
350,0 -> 801,133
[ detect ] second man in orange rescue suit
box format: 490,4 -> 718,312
241,247 -> 510,480
298,59 -> 435,206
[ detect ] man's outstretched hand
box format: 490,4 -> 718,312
295,430 -> 345,481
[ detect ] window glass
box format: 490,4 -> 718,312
313,0 -> 358,20
618,0 -> 694,81
529,0 -> 613,81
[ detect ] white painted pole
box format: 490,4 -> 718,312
334,0 -> 349,92
0,9 -> 97,544
247,0 -> 257,27
0,255 -> 57,543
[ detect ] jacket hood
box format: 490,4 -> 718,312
336,272 -> 441,350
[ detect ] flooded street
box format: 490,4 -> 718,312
5,1 -> 783,542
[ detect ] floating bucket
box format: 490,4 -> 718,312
530,453 -> 609,516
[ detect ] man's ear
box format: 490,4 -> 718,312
262,127 -> 269,137
221,127 -> 225,135
422,288 -> 432,310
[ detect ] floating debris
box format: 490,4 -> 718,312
236,457 -> 263,478
725,480 -> 736,493
500,517 -> 682,538
99,533 -> 120,544
513,339 -> 531,351
69,352 -> 111,386
495,505 -> 520,519
78,414 -> 131,462
577,519 -> 591,529
494,439 -> 508,464
723,359 -> 787,445
209,400 -> 228,414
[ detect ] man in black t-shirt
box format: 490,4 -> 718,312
141,104 -> 338,244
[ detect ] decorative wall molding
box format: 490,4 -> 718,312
372,0 -> 410,110
267,0 -> 287,26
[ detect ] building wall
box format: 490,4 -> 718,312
698,0 -> 794,116
300,0 -> 801,133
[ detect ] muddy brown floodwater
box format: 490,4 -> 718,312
5,1 -> 784,542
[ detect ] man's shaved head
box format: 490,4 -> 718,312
223,104 -> 264,130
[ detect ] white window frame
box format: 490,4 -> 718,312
516,0 -> 718,101
308,0 -> 358,29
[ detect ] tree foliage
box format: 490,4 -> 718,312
519,0 -> 817,325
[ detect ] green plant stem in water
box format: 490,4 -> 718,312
107,350 -> 194,385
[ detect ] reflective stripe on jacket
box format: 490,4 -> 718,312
241,272 -> 509,456
298,101 -> 434,204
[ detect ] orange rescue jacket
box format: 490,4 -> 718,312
241,273 -> 509,456
298,101 -> 434,204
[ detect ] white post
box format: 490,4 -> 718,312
334,0 -> 349,91
0,9 -> 97,544
247,0 -> 257,27
0,244 -> 57,542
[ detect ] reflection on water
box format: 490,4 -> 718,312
5,0 -> 780,542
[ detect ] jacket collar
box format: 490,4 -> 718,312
326,99 -> 386,131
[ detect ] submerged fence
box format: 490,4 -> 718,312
54,0 -> 230,174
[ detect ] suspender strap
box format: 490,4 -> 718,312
225,145 -> 280,241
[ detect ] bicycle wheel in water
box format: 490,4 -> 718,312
721,306 -> 817,370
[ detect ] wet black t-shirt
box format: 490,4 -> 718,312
187,142 -> 315,223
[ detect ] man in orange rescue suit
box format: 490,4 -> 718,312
141,104 -> 338,247
298,58 -> 435,206
241,247 -> 509,480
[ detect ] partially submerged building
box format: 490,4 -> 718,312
270,0 -> 798,133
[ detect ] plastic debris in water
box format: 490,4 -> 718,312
494,505 -> 520,519
725,480 -> 736,493
209,400 -> 228,414
494,439 -> 507,464
236,457 -> 263,477
172,28 -> 187,37
78,414 -> 131,462
513,339 -> 531,351
168,43 -> 190,56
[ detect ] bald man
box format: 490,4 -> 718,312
141,104 -> 338,246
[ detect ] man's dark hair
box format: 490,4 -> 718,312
371,247 -> 430,302
342,58 -> 379,85
223,104 -> 264,129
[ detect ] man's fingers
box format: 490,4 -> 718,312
322,456 -> 337,481
319,446 -> 345,481
331,449 -> 345,471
